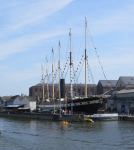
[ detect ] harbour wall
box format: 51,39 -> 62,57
1,112 -> 134,121
118,115 -> 134,121
0,112 -> 85,122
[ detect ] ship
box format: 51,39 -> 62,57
66,96 -> 103,114
39,18 -> 105,115
39,96 -> 103,114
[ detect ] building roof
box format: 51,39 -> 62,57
25,97 -> 36,102
5,95 -> 20,102
99,80 -> 117,87
6,104 -> 24,108
120,76 -> 134,85
2,96 -> 12,101
32,83 -> 96,87
18,97 -> 24,101
113,88 -> 134,95
16,96 -> 36,102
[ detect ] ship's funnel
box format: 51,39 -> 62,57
60,79 -> 65,98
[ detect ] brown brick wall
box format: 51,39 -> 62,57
29,84 -> 96,99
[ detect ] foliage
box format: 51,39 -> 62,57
0,97 -> 4,104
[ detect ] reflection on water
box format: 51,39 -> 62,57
0,117 -> 134,150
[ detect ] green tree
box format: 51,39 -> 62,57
0,97 -> 3,104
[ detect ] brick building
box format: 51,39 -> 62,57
29,83 -> 97,99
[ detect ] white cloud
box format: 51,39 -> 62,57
0,0 -> 73,61
0,63 -> 41,83
0,30 -> 68,60
0,0 -> 73,35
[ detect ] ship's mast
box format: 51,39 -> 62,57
46,55 -> 49,99
85,17 -> 87,98
69,28 -> 73,99
69,28 -> 73,115
52,47 -> 55,113
42,64 -> 44,101
59,41 -> 61,117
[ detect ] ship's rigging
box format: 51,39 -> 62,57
41,17 -> 110,99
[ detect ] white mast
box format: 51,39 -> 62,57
69,28 -> 73,99
46,55 -> 49,99
85,17 -> 87,98
59,41 -> 61,117
69,28 -> 73,115
52,47 -> 55,113
42,64 -> 44,101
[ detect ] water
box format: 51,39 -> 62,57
0,117 -> 134,150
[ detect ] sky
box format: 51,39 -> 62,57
0,0 -> 134,96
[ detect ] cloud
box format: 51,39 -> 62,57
0,0 -> 73,36
0,63 -> 42,83
0,29 -> 68,61
0,0 -> 73,61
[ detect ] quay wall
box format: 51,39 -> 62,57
0,112 -> 85,122
123,116 -> 134,121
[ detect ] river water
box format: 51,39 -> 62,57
0,117 -> 134,150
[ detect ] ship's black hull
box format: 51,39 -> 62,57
67,97 -> 103,114
41,97 -> 103,115
67,102 -> 102,114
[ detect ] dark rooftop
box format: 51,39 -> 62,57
99,80 -> 118,87
120,76 -> 134,85
32,83 -> 97,87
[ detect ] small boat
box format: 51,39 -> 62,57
60,121 -> 68,125
84,118 -> 94,123
85,113 -> 118,121
87,119 -> 94,123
